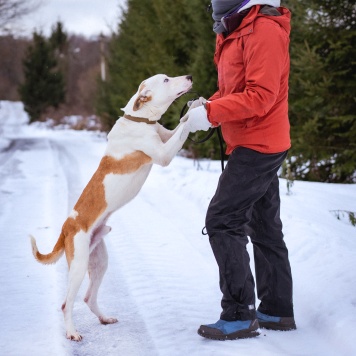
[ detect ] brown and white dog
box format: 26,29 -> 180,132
30,74 -> 193,341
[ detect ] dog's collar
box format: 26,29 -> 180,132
123,114 -> 157,125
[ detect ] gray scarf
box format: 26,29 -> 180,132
212,0 -> 249,33
211,0 -> 281,34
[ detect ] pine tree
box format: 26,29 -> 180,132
49,21 -> 68,55
19,31 -> 65,123
96,0 -> 156,129
49,21 -> 69,106
286,0 -> 356,182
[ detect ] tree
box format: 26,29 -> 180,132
49,21 -> 68,55
19,31 -> 65,123
285,0 -> 356,182
48,21 -> 69,105
0,35 -> 28,100
96,0 -> 158,129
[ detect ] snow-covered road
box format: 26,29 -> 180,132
1,119 -> 356,355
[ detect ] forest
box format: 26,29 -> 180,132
0,0 -> 355,183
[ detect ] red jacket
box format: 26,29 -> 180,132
206,6 -> 291,154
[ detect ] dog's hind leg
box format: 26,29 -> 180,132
89,224 -> 111,253
62,231 -> 90,341
84,237 -> 118,325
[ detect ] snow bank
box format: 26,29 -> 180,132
0,101 -> 29,150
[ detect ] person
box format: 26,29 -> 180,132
181,0 -> 296,341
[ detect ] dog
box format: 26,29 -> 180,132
30,74 -> 193,341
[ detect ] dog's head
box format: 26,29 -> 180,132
122,74 -> 193,121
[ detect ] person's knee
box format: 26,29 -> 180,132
205,207 -> 221,236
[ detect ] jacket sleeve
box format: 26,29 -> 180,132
206,19 -> 289,125
208,90 -> 221,101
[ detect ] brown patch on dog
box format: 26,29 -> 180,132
133,91 -> 152,111
31,151 -> 152,267
73,151 -> 152,232
62,217 -> 80,265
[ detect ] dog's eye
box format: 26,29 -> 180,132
164,78 -> 169,83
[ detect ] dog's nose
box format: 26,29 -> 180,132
186,75 -> 193,82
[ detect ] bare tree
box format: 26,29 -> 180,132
0,0 -> 41,30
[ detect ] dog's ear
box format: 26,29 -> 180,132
133,89 -> 152,111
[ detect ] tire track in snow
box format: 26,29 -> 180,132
50,140 -> 84,212
0,138 -> 40,167
0,137 -> 68,355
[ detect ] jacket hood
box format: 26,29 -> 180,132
238,5 -> 291,35
239,0 -> 280,12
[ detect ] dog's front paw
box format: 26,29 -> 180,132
180,113 -> 189,123
66,331 -> 83,341
99,316 -> 119,325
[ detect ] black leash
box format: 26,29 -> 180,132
180,98 -> 225,172
180,95 -> 225,237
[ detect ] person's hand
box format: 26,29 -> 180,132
180,97 -> 207,122
180,106 -> 212,140
187,96 -> 207,110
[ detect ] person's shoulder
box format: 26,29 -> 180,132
253,15 -> 289,38
253,7 -> 291,35
254,16 -> 282,29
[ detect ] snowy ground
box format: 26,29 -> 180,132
1,101 -> 356,356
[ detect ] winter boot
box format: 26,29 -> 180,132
257,311 -> 296,331
197,319 -> 260,340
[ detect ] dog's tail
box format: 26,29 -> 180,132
30,232 -> 65,265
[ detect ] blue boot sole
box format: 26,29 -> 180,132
198,326 -> 260,341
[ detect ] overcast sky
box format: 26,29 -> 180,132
18,0 -> 126,37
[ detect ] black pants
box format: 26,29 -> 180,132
205,147 -> 294,321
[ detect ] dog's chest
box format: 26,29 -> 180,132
104,164 -> 152,210
100,152 -> 153,211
